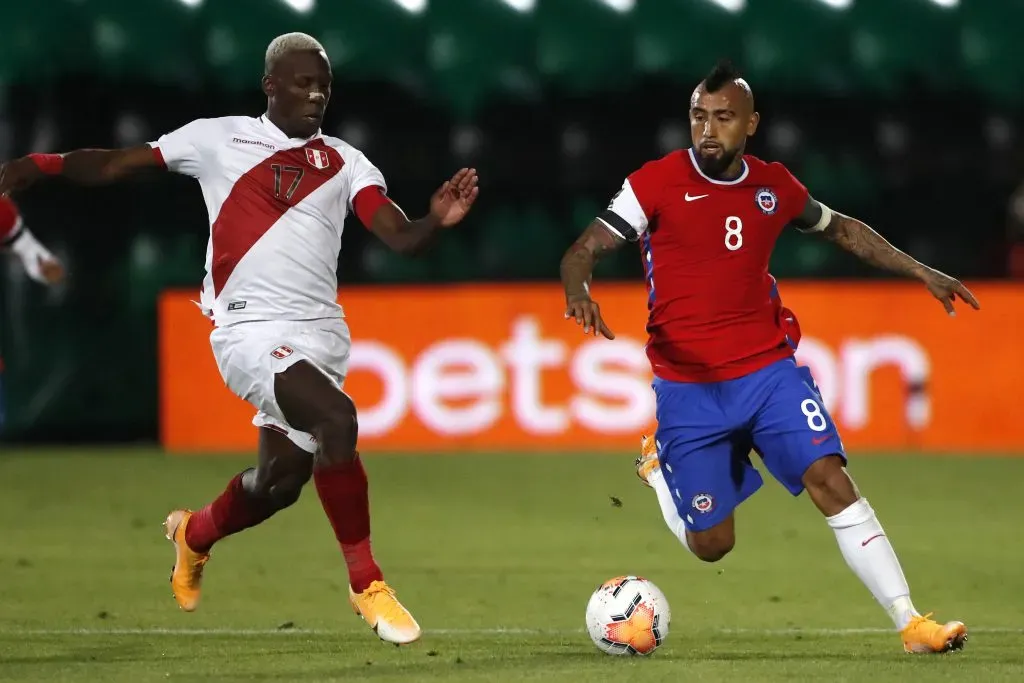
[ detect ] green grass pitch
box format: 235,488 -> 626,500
1,448 -> 1022,682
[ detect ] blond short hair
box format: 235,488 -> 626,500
265,32 -> 326,74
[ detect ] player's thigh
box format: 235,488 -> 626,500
209,323 -> 282,418
210,319 -> 352,427
272,319 -> 354,433
750,359 -> 846,496
653,377 -> 763,533
659,435 -> 763,534
210,320 -> 352,450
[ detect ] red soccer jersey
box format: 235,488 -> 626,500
598,148 -> 811,383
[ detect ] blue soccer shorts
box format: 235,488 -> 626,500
653,357 -> 846,533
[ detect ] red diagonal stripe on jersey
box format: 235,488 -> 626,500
211,140 -> 344,294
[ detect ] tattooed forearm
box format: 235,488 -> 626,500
560,221 -> 625,301
560,243 -> 597,300
823,213 -> 926,279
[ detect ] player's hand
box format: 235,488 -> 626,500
919,267 -> 980,316
429,168 -> 479,228
37,256 -> 66,286
565,294 -> 615,339
0,157 -> 44,197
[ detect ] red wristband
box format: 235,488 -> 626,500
28,153 -> 64,175
353,185 -> 392,229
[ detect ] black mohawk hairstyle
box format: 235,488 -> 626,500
703,58 -> 743,92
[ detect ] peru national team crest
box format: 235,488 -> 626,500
755,187 -> 778,215
270,345 -> 294,360
305,148 -> 330,170
692,493 -> 714,514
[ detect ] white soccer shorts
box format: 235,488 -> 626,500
209,317 -> 352,454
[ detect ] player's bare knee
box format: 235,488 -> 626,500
267,474 -> 306,509
249,468 -> 299,508
687,530 -> 735,563
249,451 -> 312,504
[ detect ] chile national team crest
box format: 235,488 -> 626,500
755,187 -> 778,215
305,148 -> 330,170
692,493 -> 714,514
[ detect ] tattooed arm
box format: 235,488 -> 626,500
789,197 -> 980,315
560,220 -> 627,339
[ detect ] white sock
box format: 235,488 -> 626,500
826,498 -> 920,630
648,468 -> 691,553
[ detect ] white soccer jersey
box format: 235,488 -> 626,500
149,115 -> 385,326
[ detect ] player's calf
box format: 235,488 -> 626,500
802,456 -> 967,649
273,359 -> 402,626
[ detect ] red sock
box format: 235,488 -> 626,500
314,455 -> 383,593
185,472 -> 277,553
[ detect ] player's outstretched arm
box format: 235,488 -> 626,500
0,198 -> 65,285
368,168 -> 478,255
560,220 -> 625,339
2,232 -> 66,286
791,196 -> 980,316
0,146 -> 163,196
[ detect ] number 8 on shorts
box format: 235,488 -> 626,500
801,398 -> 827,432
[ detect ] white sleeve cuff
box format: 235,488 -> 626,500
798,201 -> 833,233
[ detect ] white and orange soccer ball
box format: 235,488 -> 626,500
585,575 -> 671,656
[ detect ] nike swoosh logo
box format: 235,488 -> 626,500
684,193 -> 709,202
811,435 -> 832,446
861,533 -> 886,547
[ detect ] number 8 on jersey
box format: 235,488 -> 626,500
724,216 -> 743,251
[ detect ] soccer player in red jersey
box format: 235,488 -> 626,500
0,196 -> 65,431
0,197 -> 65,286
560,60 -> 978,654
0,33 -> 479,644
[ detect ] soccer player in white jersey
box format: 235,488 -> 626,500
0,33 -> 479,645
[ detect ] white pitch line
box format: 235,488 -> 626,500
3,626 -> 1022,637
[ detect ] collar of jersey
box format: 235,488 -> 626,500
687,147 -> 749,186
259,114 -> 323,143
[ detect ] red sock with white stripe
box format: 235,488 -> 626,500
826,497 -> 920,630
313,455 -> 383,593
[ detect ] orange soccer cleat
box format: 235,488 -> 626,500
163,509 -> 209,612
635,434 -> 660,487
349,580 -> 422,645
900,613 -> 967,654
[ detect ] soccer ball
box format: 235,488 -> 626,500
585,575 -> 671,656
